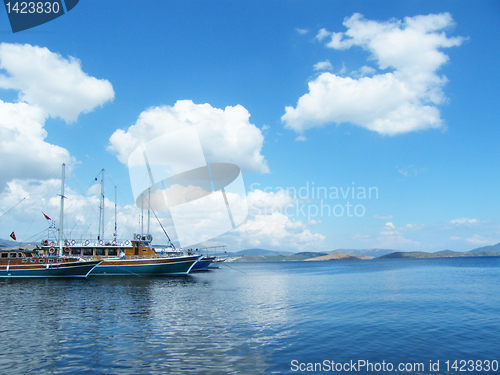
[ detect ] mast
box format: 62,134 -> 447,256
114,186 -> 117,242
58,163 -> 66,257
97,169 -> 104,241
141,194 -> 144,238
147,187 -> 150,236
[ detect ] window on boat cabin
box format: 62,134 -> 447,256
71,248 -> 81,256
95,248 -> 105,256
1,253 -> 8,258
9,253 -> 17,258
18,253 -> 23,258
83,248 -> 93,256
30,259 -> 36,263
39,259 -> 45,263
22,259 -> 27,263
48,259 -> 54,263
107,248 -> 117,256
57,259 -> 62,263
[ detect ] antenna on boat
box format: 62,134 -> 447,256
58,163 -> 66,257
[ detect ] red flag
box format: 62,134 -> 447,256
43,212 -> 51,221
10,231 -> 16,241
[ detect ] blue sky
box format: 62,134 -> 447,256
0,1 -> 499,252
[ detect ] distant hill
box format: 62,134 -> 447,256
434,249 -> 455,254
228,252 -> 327,262
333,248 -> 397,257
305,252 -> 372,261
469,242 -> 500,253
0,238 -> 18,248
379,252 -> 443,259
379,250 -> 500,259
285,252 -> 328,261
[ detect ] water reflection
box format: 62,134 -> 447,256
1,258 -> 499,374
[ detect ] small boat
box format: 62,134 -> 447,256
0,248 -> 101,278
208,257 -> 226,269
191,245 -> 227,270
190,255 -> 216,271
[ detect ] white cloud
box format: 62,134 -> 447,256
0,43 -> 114,191
351,65 -> 376,77
295,135 -> 306,141
398,165 -> 427,179
465,235 -> 489,245
210,189 -> 326,251
0,43 -> 114,122
247,189 -> 296,216
385,222 -> 396,229
295,28 -> 309,35
283,13 -> 464,135
234,211 -> 325,250
313,60 -> 333,71
377,233 -> 421,249
450,218 -> 478,225
0,100 -> 73,189
315,28 -> 331,41
108,100 -> 269,174
373,214 -> 393,220
377,221 -> 421,249
450,234 -> 490,246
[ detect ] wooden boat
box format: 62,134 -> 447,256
0,248 -> 101,278
40,235 -> 201,276
1,163 -> 102,278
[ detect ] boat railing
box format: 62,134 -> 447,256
41,239 -> 133,248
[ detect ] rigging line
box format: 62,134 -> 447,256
148,205 -> 176,250
103,172 -> 132,206
20,203 -> 40,243
222,262 -> 246,274
21,227 -> 53,244
0,197 -> 26,222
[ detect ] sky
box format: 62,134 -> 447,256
0,0 -> 499,253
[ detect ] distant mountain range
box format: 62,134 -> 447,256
0,238 -> 18,248
225,242 -> 500,262
332,248 -> 395,257
227,252 -> 329,262
468,242 -> 500,253
305,252 -> 372,261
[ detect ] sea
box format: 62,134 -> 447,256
1,257 -> 499,375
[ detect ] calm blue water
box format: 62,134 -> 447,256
1,257 -> 499,374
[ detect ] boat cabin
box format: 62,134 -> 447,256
0,249 -> 64,265
40,234 -> 169,260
